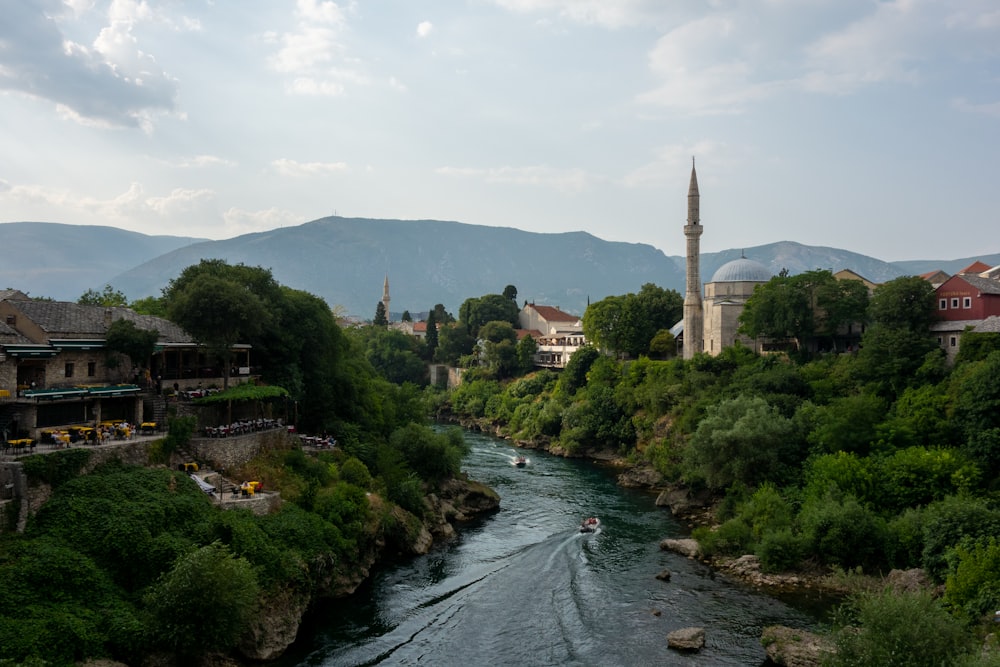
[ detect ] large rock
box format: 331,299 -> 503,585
886,568 -> 932,593
761,625 -> 835,667
659,538 -> 700,559
238,587 -> 311,661
667,627 -> 705,651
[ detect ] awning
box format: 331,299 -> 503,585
23,388 -> 88,400
2,345 -> 58,358
50,339 -> 105,350
87,385 -> 141,397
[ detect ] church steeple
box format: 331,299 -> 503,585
682,158 -> 704,359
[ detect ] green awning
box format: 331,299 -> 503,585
23,388 -> 88,400
50,339 -> 105,350
87,385 -> 141,397
2,345 -> 58,358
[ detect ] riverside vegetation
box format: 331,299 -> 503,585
5,264 -> 1000,666
429,274 -> 1000,667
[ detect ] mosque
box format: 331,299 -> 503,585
679,161 -> 773,359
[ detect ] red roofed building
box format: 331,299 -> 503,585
518,303 -> 586,369
932,261 -> 1000,361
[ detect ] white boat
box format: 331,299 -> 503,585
580,517 -> 600,533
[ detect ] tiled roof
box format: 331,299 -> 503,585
960,261 -> 992,275
529,304 -> 579,323
413,321 -> 427,332
8,300 -> 195,343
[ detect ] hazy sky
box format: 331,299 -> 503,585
1,0 -> 998,262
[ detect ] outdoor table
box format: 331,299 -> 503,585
141,422 -> 157,434
7,438 -> 35,454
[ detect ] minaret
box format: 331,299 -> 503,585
683,158 -> 703,359
381,274 -> 391,323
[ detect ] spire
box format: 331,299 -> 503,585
687,157 -> 700,225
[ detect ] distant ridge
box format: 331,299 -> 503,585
108,217 -> 685,317
0,222 -> 204,300
2,218 -> 998,318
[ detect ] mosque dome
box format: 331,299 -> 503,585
710,257 -> 772,283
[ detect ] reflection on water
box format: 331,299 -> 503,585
273,431 -> 831,666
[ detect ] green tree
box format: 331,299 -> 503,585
503,284 -> 518,302
684,394 -> 800,490
516,333 -> 538,373
78,284 -> 128,307
143,542 -> 260,656
363,328 -> 427,385
166,274 -> 269,389
952,351 -> 1000,475
868,275 -> 938,331
401,310 -> 412,322
104,318 -> 159,374
431,303 -> 455,325
424,310 -> 439,360
458,294 -> 519,337
435,322 -> 475,365
129,295 -> 167,316
374,301 -> 388,326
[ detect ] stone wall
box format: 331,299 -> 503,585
187,428 -> 291,472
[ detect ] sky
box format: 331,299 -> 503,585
1,0 -> 998,263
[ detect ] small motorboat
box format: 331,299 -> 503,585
514,455 -> 527,468
580,517 -> 600,533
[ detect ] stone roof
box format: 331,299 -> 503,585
0,319 -> 31,344
8,300 -> 195,343
710,257 -> 772,283
957,274 -> 1000,296
973,316 -> 1000,333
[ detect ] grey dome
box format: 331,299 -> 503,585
710,257 -> 772,283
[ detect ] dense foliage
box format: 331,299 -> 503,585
439,272 -> 1000,659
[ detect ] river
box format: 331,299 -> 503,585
274,430 -> 829,666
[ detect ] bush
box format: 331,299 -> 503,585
945,537 -> 1000,623
693,519 -> 752,558
921,496 -> 1000,581
757,529 -> 806,573
828,589 -> 971,667
798,493 -> 887,571
143,542 -> 260,656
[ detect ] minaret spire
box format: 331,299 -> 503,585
683,159 -> 703,359
382,274 -> 391,323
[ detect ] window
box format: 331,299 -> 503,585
963,297 -> 972,309
87,361 -> 96,377
939,299 -> 947,310
952,298 -> 960,308
937,337 -> 943,345
4,315 -> 14,326
65,362 -> 74,378
950,337 -> 957,348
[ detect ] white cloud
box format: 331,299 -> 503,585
272,159 -> 349,177
268,0 -> 370,96
417,21 -> 433,38
0,0 -> 180,127
952,97 -> 1000,116
488,0 -> 656,28
436,165 -> 594,193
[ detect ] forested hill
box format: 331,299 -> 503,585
108,217 -> 684,317
4,218 -> 999,317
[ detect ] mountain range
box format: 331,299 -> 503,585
2,218 -> 997,319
